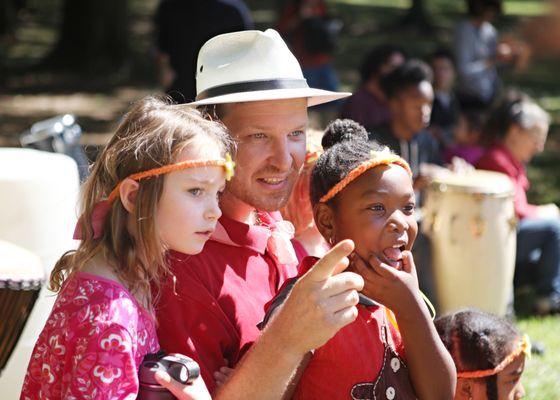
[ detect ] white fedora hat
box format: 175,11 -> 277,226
189,29 -> 351,107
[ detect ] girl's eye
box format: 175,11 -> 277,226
368,204 -> 385,212
188,188 -> 203,197
403,204 -> 416,214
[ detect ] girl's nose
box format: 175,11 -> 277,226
205,196 -> 222,221
387,211 -> 408,232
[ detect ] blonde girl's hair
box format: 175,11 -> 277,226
49,96 -> 232,305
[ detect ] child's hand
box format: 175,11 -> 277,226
154,370 -> 212,400
352,251 -> 422,319
214,366 -> 234,388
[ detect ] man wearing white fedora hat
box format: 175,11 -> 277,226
155,29 -> 366,398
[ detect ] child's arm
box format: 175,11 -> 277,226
353,251 -> 456,400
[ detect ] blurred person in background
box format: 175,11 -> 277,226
340,44 -> 406,128
477,93 -> 560,315
154,0 -> 253,103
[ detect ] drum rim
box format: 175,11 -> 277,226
428,181 -> 515,197
0,279 -> 43,291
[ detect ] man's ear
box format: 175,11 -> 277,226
313,202 -> 336,243
118,178 -> 139,214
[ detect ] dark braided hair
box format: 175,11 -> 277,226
310,119 -> 387,206
435,309 -> 522,400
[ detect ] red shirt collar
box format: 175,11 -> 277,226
211,214 -> 271,255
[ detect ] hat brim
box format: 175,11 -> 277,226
187,88 -> 351,107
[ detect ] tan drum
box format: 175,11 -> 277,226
422,170 -> 516,316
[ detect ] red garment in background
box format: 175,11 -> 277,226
476,145 -> 539,219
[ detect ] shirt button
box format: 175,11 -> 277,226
391,357 -> 401,372
386,386 -> 396,399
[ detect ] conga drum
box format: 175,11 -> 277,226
0,241 -> 44,372
0,148 -> 79,396
422,170 -> 516,316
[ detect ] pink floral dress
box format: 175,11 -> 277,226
20,272 -> 160,400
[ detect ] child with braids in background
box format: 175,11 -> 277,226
435,309 -> 529,400
20,97 -> 234,399
264,119 -> 455,399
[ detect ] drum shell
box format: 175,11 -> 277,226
422,174 -> 516,316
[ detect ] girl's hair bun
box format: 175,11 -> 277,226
321,119 -> 369,150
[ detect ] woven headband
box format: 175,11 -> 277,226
319,148 -> 412,203
457,334 -> 531,379
106,154 -> 235,203
73,154 -> 235,240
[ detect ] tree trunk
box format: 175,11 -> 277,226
0,0 -> 17,36
47,0 -> 129,72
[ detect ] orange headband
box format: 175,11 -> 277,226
319,148 -> 412,203
106,153 -> 235,204
457,334 -> 531,379
73,153 -> 235,240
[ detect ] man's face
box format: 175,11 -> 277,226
221,99 -> 308,211
391,81 -> 434,138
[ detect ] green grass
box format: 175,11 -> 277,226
517,316 -> 560,399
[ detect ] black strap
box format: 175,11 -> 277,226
196,79 -> 309,100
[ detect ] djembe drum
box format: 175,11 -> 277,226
0,241 -> 44,372
422,170 -> 516,316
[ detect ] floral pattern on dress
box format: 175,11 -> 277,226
20,272 -> 159,400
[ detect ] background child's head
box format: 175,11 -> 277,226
429,47 -> 456,93
435,309 -> 526,400
454,109 -> 486,146
381,59 -> 434,138
51,96 -> 232,297
310,119 -> 417,269
360,44 -> 406,86
482,92 -> 549,163
466,0 -> 503,21
280,128 -> 323,237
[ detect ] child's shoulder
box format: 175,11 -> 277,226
53,272 -> 151,331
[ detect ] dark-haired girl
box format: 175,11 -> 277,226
476,95 -> 560,315
435,309 -> 529,400
266,119 -> 455,399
